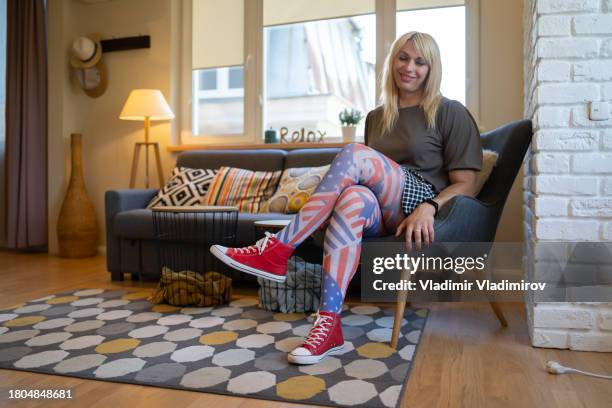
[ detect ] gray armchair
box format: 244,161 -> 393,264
385,119 -> 534,348
364,119 -> 533,244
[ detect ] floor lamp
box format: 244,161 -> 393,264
120,89 -> 174,188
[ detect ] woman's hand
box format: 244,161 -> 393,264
394,203 -> 436,251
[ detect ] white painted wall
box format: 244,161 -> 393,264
47,0 -> 175,254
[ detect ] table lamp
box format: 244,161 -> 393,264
120,89 -> 174,188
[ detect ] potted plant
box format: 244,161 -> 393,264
339,108 -> 364,142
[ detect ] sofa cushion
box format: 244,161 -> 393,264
285,148 -> 341,168
113,208 -> 293,244
176,150 -> 286,172
203,166 -> 282,213
474,149 -> 498,195
260,165 -> 330,213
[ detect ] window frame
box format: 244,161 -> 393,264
175,0 -> 480,147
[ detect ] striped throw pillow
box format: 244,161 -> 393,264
203,166 -> 282,213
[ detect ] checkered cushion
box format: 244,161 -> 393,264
147,167 -> 218,208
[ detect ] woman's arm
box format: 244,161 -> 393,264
395,169 -> 478,250
431,169 -> 477,208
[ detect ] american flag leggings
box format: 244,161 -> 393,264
275,143 -> 406,313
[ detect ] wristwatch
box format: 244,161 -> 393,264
424,198 -> 439,217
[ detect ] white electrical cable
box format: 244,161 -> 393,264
546,361 -> 612,380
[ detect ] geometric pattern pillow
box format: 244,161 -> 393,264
202,166 -> 282,213
260,165 -> 330,213
146,167 -> 218,208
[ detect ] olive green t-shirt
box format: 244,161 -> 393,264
364,97 -> 483,192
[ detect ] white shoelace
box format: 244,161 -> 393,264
234,231 -> 276,255
303,312 -> 334,348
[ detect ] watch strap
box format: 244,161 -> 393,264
424,198 -> 439,217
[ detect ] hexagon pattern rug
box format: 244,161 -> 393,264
0,288 -> 428,408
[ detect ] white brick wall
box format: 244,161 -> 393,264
537,38 -> 599,58
537,61 -> 571,82
602,82 -> 612,99
573,60 -> 612,81
601,39 -> 612,56
573,15 -> 612,33
537,83 -> 599,104
535,219 -> 599,239
602,130 -> 612,149
533,196 -> 569,216
539,15 -> 572,36
533,175 -> 598,195
537,0 -> 600,14
531,152 -> 571,173
572,153 -> 612,172
536,106 -> 571,127
603,178 -> 612,194
524,0 -> 612,352
534,129 -> 598,150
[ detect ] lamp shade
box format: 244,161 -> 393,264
119,89 -> 175,121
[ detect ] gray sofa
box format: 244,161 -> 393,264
105,120 -> 533,283
105,148 -> 341,282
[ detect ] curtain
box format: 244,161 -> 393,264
5,0 -> 47,249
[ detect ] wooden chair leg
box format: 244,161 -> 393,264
489,301 -> 508,327
391,268 -> 411,350
470,255 -> 508,328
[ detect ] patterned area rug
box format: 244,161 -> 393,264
0,289 -> 427,407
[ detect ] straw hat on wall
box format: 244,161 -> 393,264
71,33 -> 107,98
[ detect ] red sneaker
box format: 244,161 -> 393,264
288,310 -> 344,365
210,232 -> 294,282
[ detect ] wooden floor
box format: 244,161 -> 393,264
0,251 -> 610,408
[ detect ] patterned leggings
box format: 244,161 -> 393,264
275,143 -> 406,313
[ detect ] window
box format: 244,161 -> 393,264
193,66 -> 245,135
396,1 -> 466,104
180,0 -> 479,146
263,0 -> 375,140
190,0 -> 244,137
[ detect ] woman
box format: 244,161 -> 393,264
211,32 -> 482,365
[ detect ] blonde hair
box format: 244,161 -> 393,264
379,31 -> 442,134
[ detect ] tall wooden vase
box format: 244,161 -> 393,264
57,133 -> 99,257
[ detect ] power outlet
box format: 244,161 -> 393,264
589,101 -> 610,121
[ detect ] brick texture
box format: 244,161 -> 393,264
524,0 -> 612,352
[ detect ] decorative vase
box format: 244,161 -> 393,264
57,133 -> 99,257
264,128 -> 279,143
341,125 -> 357,142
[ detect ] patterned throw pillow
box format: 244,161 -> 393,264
146,167 -> 218,208
261,165 -> 330,214
202,166 -> 282,213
